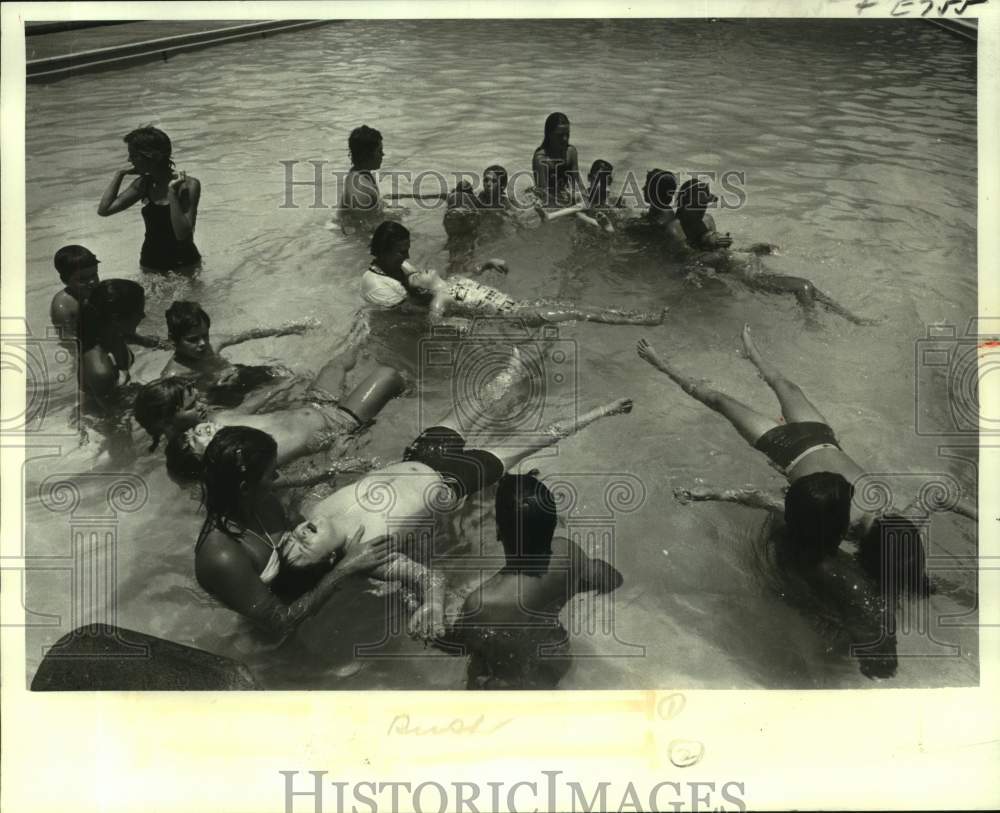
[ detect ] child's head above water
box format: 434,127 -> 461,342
676,178 -> 717,213
643,169 -> 678,210
370,221 -> 411,271
166,301 -> 212,362
349,125 -> 384,170
540,112 -> 571,154
134,377 -> 207,451
201,426 -> 279,529
446,181 -> 479,211
124,126 -> 174,174
481,165 -> 509,205
79,279 -> 146,351
588,160 -> 614,202
164,420 -> 221,482
54,245 -> 101,300
495,470 -> 558,572
783,471 -> 854,566
280,515 -> 352,570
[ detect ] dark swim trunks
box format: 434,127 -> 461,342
402,426 -> 504,500
753,421 -> 840,470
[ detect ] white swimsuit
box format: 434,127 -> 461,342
446,277 -> 516,314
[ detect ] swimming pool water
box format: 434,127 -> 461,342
23,19 -> 978,689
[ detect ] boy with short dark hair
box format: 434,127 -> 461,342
50,245 -> 101,341
160,299 -> 317,393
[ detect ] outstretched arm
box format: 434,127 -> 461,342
486,398 -> 633,472
127,332 -> 171,350
576,211 -> 615,234
216,318 -> 319,351
274,457 -> 379,489
899,493 -> 978,523
563,537 -> 623,595
673,484 -> 785,515
810,286 -> 879,326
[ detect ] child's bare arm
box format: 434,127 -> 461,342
673,484 -> 785,514
216,318 -> 319,351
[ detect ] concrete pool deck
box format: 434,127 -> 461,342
26,20 -> 333,81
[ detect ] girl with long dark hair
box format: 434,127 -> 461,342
195,426 -> 394,636
531,112 -> 583,207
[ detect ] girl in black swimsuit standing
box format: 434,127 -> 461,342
98,127 -> 201,273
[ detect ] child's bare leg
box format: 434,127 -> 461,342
517,300 -> 666,326
637,338 -> 776,445
311,343 -> 360,397
482,397 -> 636,471
812,287 -> 878,325
741,324 -> 827,425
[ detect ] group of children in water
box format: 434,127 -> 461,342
47,113 -> 976,687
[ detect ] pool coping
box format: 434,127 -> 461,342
26,19 -> 334,82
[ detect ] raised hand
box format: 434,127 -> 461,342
168,171 -> 187,196
339,529 -> 398,576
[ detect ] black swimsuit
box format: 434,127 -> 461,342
402,426 -> 505,500
140,197 -> 201,271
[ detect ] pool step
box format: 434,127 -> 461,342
926,18 -> 977,42
27,19 -> 332,82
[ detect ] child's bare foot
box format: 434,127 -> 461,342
636,337 -> 668,371
740,323 -> 765,369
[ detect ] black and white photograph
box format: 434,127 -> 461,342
2,1 -> 998,810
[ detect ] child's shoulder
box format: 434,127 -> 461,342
160,357 -> 197,378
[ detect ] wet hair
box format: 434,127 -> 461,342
783,472 -> 854,566
133,378 -> 189,451
644,169 -> 678,210
857,515 -> 931,600
676,179 -> 714,212
166,301 -> 211,342
589,159 -> 613,180
539,112 -> 571,153
78,279 -> 145,353
123,127 -> 174,170
443,206 -> 477,239
54,245 -> 99,282
200,426 -> 278,537
587,160 -> 614,205
348,125 -> 383,166
495,470 -> 558,571
483,165 -> 509,190
165,430 -> 205,483
446,181 -> 479,212
370,220 -> 410,257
